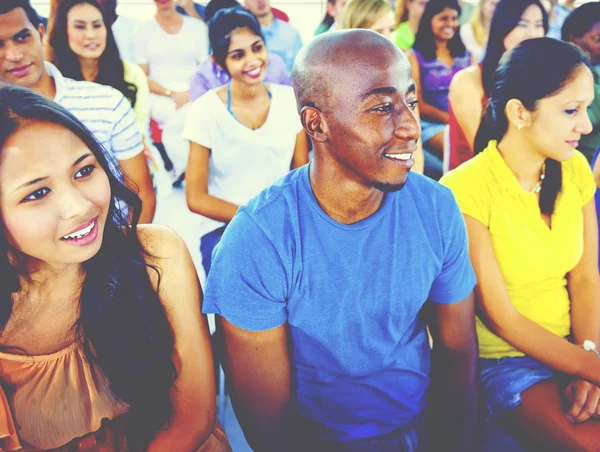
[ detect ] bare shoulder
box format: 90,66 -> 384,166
137,224 -> 188,267
450,65 -> 483,94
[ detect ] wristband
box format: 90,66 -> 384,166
582,340 -> 600,357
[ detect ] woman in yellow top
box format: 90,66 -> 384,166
441,38 -> 600,450
48,0 -> 149,139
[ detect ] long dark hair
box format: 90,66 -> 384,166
474,38 -> 593,216
0,86 -> 175,449
49,0 -> 137,107
481,0 -> 548,95
413,0 -> 466,61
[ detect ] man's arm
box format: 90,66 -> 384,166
218,318 -> 293,451
119,153 -> 156,223
423,294 -> 478,452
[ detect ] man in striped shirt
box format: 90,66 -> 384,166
0,0 -> 156,223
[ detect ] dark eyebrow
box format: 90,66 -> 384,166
361,87 -> 397,101
227,39 -> 262,55
407,81 -> 416,94
12,153 -> 93,193
13,28 -> 31,40
73,153 -> 93,166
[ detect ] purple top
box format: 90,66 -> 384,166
189,53 -> 291,102
413,50 -> 470,113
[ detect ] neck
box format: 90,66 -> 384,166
18,262 -> 85,299
79,58 -> 99,82
435,39 -> 450,51
497,131 -> 545,191
408,15 -> 420,34
32,66 -> 57,99
309,152 -> 386,224
257,11 -> 274,27
230,78 -> 267,102
157,7 -> 178,20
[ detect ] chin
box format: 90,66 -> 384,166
373,178 -> 408,192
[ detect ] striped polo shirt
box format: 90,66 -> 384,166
46,62 -> 143,166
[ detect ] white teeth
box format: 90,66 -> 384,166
62,221 -> 94,240
385,153 -> 413,161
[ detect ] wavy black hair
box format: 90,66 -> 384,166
209,6 -> 264,75
49,0 -> 137,107
412,0 -> 466,61
481,0 -> 548,95
474,38 -> 593,216
0,85 -> 175,449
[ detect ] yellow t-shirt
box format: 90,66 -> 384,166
123,60 -> 149,140
440,140 -> 596,359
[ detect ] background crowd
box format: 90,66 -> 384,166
0,0 -> 599,450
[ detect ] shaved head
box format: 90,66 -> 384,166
292,29 -> 409,114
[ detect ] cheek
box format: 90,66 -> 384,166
2,206 -> 59,253
67,29 -> 83,48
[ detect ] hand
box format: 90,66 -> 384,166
564,379 -> 600,423
197,418 -> 231,452
172,91 -> 190,110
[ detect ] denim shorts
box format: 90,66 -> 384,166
479,356 -> 556,421
420,118 -> 446,144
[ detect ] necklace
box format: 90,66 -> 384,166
530,165 -> 546,194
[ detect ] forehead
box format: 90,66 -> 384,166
228,27 -> 262,48
67,3 -> 104,19
333,50 -> 414,100
542,66 -> 595,104
0,121 -> 90,182
0,8 -> 35,40
521,4 -> 542,20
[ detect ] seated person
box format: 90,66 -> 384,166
203,30 -> 478,451
0,85 -> 226,450
243,0 -> 303,74
441,38 -> 600,451
314,0 -> 348,35
407,0 -> 470,178
0,0 -> 155,223
184,7 -> 309,276
189,0 -> 290,103
459,0 -> 499,63
135,0 -> 209,175
448,0 -> 547,171
338,0 -> 424,174
394,0 -> 429,50
562,1 -> 600,164
49,0 -> 157,222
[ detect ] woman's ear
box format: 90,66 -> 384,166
505,98 -> 532,130
211,55 -> 226,73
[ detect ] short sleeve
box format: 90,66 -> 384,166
203,210 -> 289,331
189,69 -> 210,103
123,62 -> 150,137
440,167 -> 490,227
571,150 -> 596,206
133,24 -> 149,65
428,190 -> 476,304
109,91 -> 144,160
183,94 -> 214,148
268,53 -> 291,86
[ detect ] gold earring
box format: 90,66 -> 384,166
518,124 -> 523,131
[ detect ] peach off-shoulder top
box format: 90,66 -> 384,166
0,342 -> 129,451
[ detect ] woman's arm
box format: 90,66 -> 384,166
138,63 -> 176,98
407,52 -> 449,124
448,67 -> 484,151
291,131 -> 310,169
464,214 -> 600,384
568,199 -> 600,345
185,141 -> 239,222
140,225 -> 228,451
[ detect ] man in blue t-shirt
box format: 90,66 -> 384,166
203,30 -> 478,451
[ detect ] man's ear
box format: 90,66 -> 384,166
37,23 -> 45,41
301,106 -> 328,143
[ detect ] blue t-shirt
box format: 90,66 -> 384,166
203,165 -> 476,442
261,18 -> 303,75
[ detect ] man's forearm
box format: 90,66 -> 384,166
427,347 -> 478,452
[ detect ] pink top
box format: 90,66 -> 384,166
0,343 -> 129,451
